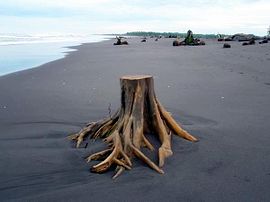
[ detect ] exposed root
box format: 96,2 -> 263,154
113,166 -> 125,179
69,75 -> 197,178
86,148 -> 112,163
67,133 -> 79,140
131,144 -> 164,174
120,151 -> 132,166
113,158 -> 131,170
156,99 -> 198,142
142,135 -> 154,151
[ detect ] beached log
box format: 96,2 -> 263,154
69,75 -> 197,178
223,43 -> 231,48
259,39 -> 268,44
242,39 -> 255,46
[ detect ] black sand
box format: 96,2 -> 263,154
0,38 -> 270,201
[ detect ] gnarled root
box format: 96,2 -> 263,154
69,75 -> 197,178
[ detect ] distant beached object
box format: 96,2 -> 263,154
242,38 -> 255,46
218,33 -> 258,42
232,33 -> 256,42
141,37 -> 147,42
223,43 -> 231,48
259,39 -> 268,44
199,40 -> 205,45
173,30 -> 205,46
173,39 -> 181,46
224,38 -> 233,41
217,37 -> 232,42
114,36 -> 128,45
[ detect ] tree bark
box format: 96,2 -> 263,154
69,75 -> 197,179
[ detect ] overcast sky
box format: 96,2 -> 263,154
0,0 -> 269,35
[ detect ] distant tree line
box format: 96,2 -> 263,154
125,31 -> 221,39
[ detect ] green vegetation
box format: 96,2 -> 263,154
125,31 -> 221,39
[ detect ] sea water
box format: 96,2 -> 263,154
0,34 -> 111,76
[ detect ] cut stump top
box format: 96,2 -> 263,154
120,75 -> 153,80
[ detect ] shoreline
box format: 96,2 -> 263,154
0,35 -> 113,77
0,37 -> 270,201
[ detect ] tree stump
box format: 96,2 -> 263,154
69,75 -> 197,178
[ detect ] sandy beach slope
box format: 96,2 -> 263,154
0,38 -> 270,201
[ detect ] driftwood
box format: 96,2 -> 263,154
173,39 -> 205,46
223,43 -> 231,48
173,39 -> 181,46
114,37 -> 128,45
242,39 -> 255,46
259,39 -> 268,44
173,30 -> 205,46
69,75 -> 197,178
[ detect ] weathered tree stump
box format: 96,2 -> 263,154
69,75 -> 197,178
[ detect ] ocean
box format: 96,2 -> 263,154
0,34 -> 111,76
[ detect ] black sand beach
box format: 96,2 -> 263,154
1,38 -> 270,201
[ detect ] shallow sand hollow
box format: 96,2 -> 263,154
0,38 -> 270,201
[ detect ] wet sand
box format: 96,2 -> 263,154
0,38 -> 270,201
